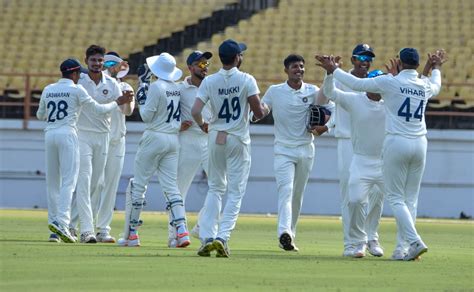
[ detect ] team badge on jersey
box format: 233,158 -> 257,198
302,97 -> 308,103
103,89 -> 109,95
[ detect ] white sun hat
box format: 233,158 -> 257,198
146,52 -> 182,82
104,53 -> 130,79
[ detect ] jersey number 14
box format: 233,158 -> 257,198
397,97 -> 424,122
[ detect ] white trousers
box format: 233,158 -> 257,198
73,131 -> 109,234
337,138 -> 353,249
198,131 -> 251,242
383,134 -> 426,247
348,154 -> 384,245
274,143 -> 314,239
96,136 -> 125,233
45,128 -> 79,228
131,130 -> 181,203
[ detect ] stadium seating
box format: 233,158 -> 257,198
0,0 -> 238,91
174,0 -> 473,104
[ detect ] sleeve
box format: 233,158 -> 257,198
322,74 -> 352,111
36,90 -> 47,121
78,86 -> 118,114
325,108 -> 336,131
333,68 -> 387,94
139,82 -> 160,123
261,86 -> 273,110
428,69 -> 442,97
196,79 -> 209,104
119,82 -> 135,116
246,75 -> 260,97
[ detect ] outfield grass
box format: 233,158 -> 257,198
0,209 -> 473,291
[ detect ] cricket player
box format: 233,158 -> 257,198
73,45 -> 133,243
167,50 -> 213,248
317,44 -> 384,257
192,39 -> 269,257
37,59 -> 133,243
94,52 -> 135,243
260,54 -> 332,252
316,48 -> 445,261
119,52 -> 191,248
321,68 -> 386,258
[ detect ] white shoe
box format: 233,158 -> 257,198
69,228 -> 78,242
367,240 -> 384,257
343,246 -> 355,257
117,237 -> 128,247
353,243 -> 366,258
190,225 -> 200,239
391,249 -> 407,260
404,240 -> 428,261
80,231 -> 97,244
168,238 -> 178,248
49,221 -> 76,243
96,232 -> 116,243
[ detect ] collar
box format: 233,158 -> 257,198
82,72 -> 107,85
183,76 -> 197,89
284,80 -> 306,93
58,78 -> 75,85
398,69 -> 419,78
218,67 -> 239,76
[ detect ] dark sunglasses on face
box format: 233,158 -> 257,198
195,61 -> 210,69
353,55 -> 373,62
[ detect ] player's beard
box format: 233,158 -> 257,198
236,59 -> 242,69
193,71 -> 205,81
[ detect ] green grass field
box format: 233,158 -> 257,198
0,209 -> 473,291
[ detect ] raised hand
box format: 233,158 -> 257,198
315,54 -> 338,74
116,90 -> 134,105
385,58 -> 400,76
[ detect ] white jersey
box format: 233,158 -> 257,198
109,82 -> 134,141
178,76 -> 212,134
77,73 -> 122,133
262,81 -> 319,147
197,67 -> 260,144
323,74 -> 385,157
140,78 -> 181,133
333,68 -> 441,138
36,78 -> 118,132
332,76 -> 359,139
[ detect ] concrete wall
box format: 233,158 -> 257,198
1,119 -> 473,218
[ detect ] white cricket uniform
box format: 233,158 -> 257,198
262,81 -> 318,240
177,76 -> 212,197
36,78 -> 119,229
130,78 -> 183,223
72,73 -> 122,234
319,71 -> 382,250
197,67 -> 259,242
333,68 -> 442,248
323,74 -> 385,245
96,81 -> 135,234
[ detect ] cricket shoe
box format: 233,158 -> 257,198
197,238 -> 215,257
117,233 -> 141,247
96,232 -> 116,243
404,240 -> 428,261
168,238 -> 178,248
69,228 -> 78,242
80,231 -> 97,244
391,249 -> 407,260
48,233 -> 60,243
213,237 -> 230,258
343,246 -> 355,257
353,243 -> 367,258
176,231 -> 191,248
279,232 -> 296,251
367,240 -> 384,257
48,221 -> 76,243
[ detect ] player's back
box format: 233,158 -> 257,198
140,79 -> 181,134
198,67 -> 259,143
37,78 -> 85,132
381,69 -> 440,138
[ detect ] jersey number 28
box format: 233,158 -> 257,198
47,100 -> 68,122
397,97 -> 424,122
218,96 -> 241,123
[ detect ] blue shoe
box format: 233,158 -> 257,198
49,233 -> 60,243
48,221 -> 76,243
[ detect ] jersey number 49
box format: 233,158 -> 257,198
218,96 -> 241,123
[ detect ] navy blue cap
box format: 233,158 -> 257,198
60,59 -> 88,73
368,69 -> 385,78
186,51 -> 213,65
219,39 -> 247,57
399,48 -> 419,65
352,44 -> 375,57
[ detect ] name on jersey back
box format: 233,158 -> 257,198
46,92 -> 70,98
218,86 -> 240,95
400,87 -> 425,97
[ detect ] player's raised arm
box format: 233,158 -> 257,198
138,82 -> 159,123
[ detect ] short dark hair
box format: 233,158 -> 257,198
86,45 -> 106,59
61,70 -> 77,78
219,54 -> 236,66
284,54 -> 305,68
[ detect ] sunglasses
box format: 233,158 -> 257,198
195,61 -> 210,69
104,60 -> 120,68
353,55 -> 373,62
